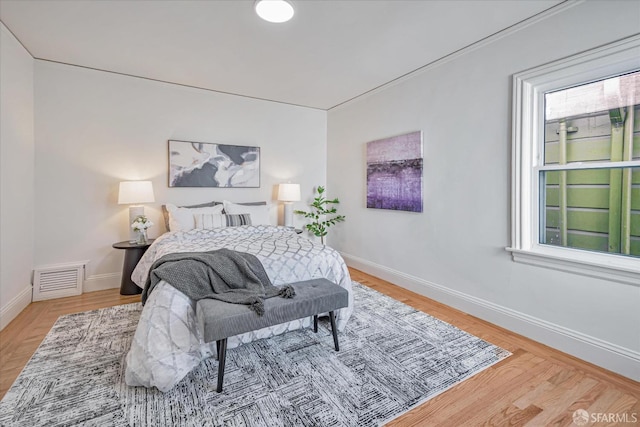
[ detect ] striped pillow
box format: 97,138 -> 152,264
194,213 -> 252,229
224,213 -> 252,227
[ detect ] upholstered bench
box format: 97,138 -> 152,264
196,278 -> 349,392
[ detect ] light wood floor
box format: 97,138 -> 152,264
1,268 -> 638,426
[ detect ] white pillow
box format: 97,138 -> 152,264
166,203 -> 224,231
194,213 -> 226,230
222,200 -> 270,225
194,213 -> 252,229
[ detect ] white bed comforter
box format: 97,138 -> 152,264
124,225 -> 353,392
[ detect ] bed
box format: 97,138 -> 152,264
124,223 -> 353,392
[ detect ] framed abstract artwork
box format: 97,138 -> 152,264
366,131 -> 423,212
168,140 -> 260,188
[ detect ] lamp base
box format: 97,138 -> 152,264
129,206 -> 144,243
283,202 -> 294,228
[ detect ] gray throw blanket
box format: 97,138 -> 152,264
142,248 -> 295,315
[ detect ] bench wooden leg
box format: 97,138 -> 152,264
313,315 -> 318,333
329,311 -> 339,351
216,338 -> 227,392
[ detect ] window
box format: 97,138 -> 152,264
542,72 -> 640,256
509,35 -> 640,285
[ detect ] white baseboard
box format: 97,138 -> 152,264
0,285 -> 32,331
342,252 -> 640,382
83,273 -> 120,293
0,273 -> 121,331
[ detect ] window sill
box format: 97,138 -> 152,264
505,247 -> 640,286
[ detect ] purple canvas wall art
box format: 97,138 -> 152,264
366,131 -> 423,212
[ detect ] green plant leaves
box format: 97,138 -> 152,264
294,186 -> 346,244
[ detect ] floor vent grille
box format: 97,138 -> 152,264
32,262 -> 86,301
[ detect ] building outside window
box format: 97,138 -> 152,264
509,35 -> 640,284
541,72 -> 639,257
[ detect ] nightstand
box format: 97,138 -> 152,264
112,240 -> 153,295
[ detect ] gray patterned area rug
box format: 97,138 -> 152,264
0,283 -> 510,426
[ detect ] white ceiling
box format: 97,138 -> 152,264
0,0 -> 562,110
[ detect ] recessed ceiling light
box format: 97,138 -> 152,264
255,0 -> 294,23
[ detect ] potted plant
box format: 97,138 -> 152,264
294,186 -> 345,245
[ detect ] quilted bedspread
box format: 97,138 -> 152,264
124,225 -> 353,392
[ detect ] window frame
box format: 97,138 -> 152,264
508,35 -> 640,285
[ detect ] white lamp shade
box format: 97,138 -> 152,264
118,181 -> 155,205
278,183 -> 300,202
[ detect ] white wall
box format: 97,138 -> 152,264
0,23 -> 35,329
328,1 -> 640,380
34,61 -> 326,291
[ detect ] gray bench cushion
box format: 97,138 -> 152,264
197,278 -> 349,343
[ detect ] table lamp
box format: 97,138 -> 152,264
118,181 -> 155,242
278,183 -> 300,228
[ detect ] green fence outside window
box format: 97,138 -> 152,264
542,105 -> 640,257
